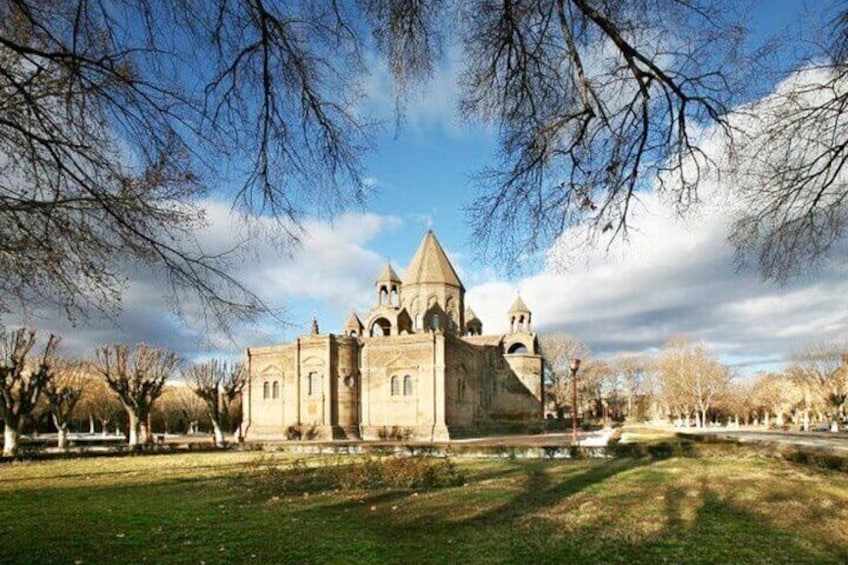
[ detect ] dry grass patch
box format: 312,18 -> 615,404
0,451 -> 847,563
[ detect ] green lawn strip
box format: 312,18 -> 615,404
0,452 -> 846,564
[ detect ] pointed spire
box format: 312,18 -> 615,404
509,295 -> 531,314
345,311 -> 363,329
403,231 -> 463,289
343,311 -> 364,337
376,263 -> 402,284
310,317 -> 319,335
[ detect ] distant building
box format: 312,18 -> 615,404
243,231 -> 543,441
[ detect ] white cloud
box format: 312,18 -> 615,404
464,67 -> 848,373
362,44 -> 465,135
465,185 -> 848,372
5,205 -> 402,361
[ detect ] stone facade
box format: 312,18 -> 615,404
243,231 -> 544,441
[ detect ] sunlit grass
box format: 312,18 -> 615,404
0,450 -> 846,564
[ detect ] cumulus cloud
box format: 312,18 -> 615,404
463,67 -> 848,374
5,204 -> 402,361
362,44 -> 465,135
465,184 -> 848,373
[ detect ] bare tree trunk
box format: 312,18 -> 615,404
89,415 -> 96,435
700,409 -> 708,429
127,412 -> 140,446
211,419 -> 225,447
3,423 -> 19,457
53,415 -> 69,450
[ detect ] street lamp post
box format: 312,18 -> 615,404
570,358 -> 581,445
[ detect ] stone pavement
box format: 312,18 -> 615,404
681,428 -> 848,455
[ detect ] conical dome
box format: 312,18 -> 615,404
345,311 -> 363,329
403,231 -> 463,289
509,295 -> 530,314
376,263 -> 402,284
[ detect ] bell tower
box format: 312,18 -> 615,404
508,296 -> 531,333
375,263 -> 402,308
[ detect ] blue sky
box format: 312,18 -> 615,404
14,0 -> 848,375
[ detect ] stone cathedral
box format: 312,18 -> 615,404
243,231 -> 544,441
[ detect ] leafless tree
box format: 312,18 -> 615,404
717,378 -> 756,427
75,375 -> 123,435
751,371 -> 802,428
729,5 -> 848,281
91,344 -> 178,446
0,0 -> 413,324
5,0 -> 847,303
539,333 -> 589,420
186,359 -> 246,446
462,0 -> 743,263
0,328 -> 59,456
792,342 -> 848,431
612,354 -> 652,420
578,359 -> 616,421
0,0 -> 747,320
152,385 -> 208,437
42,358 -> 86,449
658,335 -> 731,428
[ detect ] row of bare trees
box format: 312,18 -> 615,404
541,334 -> 848,431
0,328 -> 246,456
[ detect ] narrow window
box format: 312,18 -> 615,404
391,375 -> 400,396
431,313 -> 440,330
308,372 -> 320,396
263,381 -> 270,399
403,375 -> 413,396
415,314 -> 423,330
272,381 -> 279,399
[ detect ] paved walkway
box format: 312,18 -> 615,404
681,428 -> 848,455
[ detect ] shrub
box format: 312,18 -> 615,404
249,456 -> 465,497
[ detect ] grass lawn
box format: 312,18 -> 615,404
0,448 -> 846,564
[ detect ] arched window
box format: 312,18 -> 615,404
508,343 -> 528,354
391,288 -> 399,306
371,317 -> 391,336
390,375 -> 400,396
308,372 -> 320,396
379,287 -> 388,305
272,381 -> 279,399
431,313 -> 440,330
263,381 -> 270,399
350,330 -> 358,337
403,375 -> 413,396
415,314 -> 423,330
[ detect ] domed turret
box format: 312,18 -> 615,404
508,295 -> 531,333
464,307 -> 483,336
343,311 -> 364,337
401,231 -> 465,333
375,263 -> 402,307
